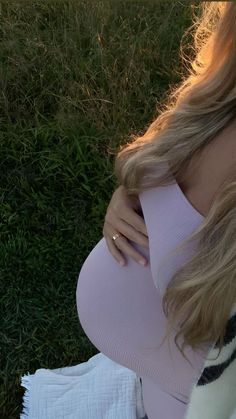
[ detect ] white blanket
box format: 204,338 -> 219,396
20,352 -> 147,419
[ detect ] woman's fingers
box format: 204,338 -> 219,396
107,186 -> 148,237
107,218 -> 149,248
104,221 -> 148,266
105,206 -> 148,239
113,201 -> 148,237
121,211 -> 148,238
106,236 -> 127,266
116,233 -> 148,265
103,185 -> 149,266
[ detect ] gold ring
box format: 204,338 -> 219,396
112,233 -> 121,241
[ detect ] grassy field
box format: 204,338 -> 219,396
0,0 -> 197,416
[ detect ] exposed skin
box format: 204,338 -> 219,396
103,185 -> 149,266
103,117 -> 236,266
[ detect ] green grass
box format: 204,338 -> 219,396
0,0 -> 196,416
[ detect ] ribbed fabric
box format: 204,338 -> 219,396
76,180 -> 211,419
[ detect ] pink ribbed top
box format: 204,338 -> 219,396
76,175 -> 212,418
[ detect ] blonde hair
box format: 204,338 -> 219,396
113,1 -> 236,365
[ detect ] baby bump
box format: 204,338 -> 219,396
76,237 -> 207,398
76,237 -> 161,363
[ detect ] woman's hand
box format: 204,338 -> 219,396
103,185 -> 149,267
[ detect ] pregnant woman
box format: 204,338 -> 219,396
76,2 -> 236,418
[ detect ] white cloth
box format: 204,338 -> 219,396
20,352 -> 146,419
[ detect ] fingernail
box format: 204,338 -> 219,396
139,260 -> 146,266
119,260 -> 125,266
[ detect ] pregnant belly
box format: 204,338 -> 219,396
76,237 -> 208,400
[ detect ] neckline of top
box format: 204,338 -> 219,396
173,178 -> 205,220
165,161 -> 205,220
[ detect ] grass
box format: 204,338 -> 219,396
0,0 -> 197,416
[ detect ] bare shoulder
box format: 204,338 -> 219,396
177,118 -> 236,218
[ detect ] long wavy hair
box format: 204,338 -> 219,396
113,1 -> 236,365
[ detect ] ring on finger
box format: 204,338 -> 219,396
112,233 -> 121,242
